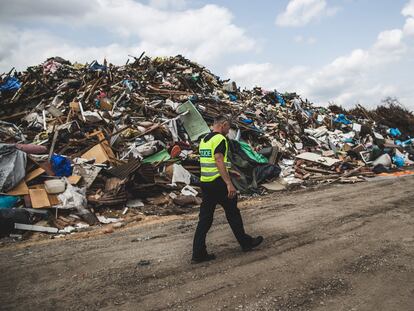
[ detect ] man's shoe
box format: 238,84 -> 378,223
242,236 -> 264,252
191,253 -> 216,264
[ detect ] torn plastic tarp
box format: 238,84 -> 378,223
142,149 -> 171,164
0,208 -> 32,235
0,76 -> 21,92
0,144 -> 27,193
239,141 -> 268,164
228,140 -> 281,193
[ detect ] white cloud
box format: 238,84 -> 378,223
276,0 -> 339,27
403,17 -> 414,36
148,0 -> 187,10
374,29 -> 405,51
0,26 -> 135,72
0,0 -> 256,72
227,62 -> 308,92
227,63 -> 274,89
0,0 -> 93,20
228,3 -> 414,108
402,0 -> 414,17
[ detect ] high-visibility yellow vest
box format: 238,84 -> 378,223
199,133 -> 231,182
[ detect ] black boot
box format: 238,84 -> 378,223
191,253 -> 216,264
242,236 -> 264,252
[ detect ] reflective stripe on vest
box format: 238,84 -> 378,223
200,162 -> 231,168
199,133 -> 231,182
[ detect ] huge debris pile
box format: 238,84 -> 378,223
1,54 -> 414,238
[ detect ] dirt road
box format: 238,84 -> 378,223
1,176 -> 413,311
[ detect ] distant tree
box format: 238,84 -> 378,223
375,96 -> 414,136
381,96 -> 404,108
327,103 -> 346,114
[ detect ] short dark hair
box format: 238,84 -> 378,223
213,115 -> 231,125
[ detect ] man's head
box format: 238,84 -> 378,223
212,115 -> 231,135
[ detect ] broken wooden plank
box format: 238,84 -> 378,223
47,194 -> 61,206
6,180 -> 29,196
25,167 -> 46,183
28,156 -> 55,176
303,166 -> 335,175
67,175 -> 82,185
29,188 -> 51,208
296,152 -> 340,167
81,143 -> 110,164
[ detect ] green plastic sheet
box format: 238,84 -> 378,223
142,149 -> 171,164
239,141 -> 268,164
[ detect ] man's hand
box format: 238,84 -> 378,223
226,183 -> 237,199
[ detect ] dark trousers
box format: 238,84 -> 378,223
192,178 -> 252,258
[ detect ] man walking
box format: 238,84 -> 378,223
192,115 -> 263,263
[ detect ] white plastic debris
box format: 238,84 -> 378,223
372,153 -> 392,168
97,215 -> 122,224
171,164 -> 191,185
75,223 -> 89,229
59,226 -> 76,234
57,182 -> 87,209
181,185 -> 198,196
44,179 -> 66,194
126,199 -> 145,208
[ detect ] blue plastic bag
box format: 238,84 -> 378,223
51,154 -> 72,177
188,95 -> 198,102
276,93 -> 286,106
0,195 -> 20,209
334,114 -> 352,125
392,155 -> 405,167
88,60 -> 107,72
388,128 -> 401,137
0,77 -> 21,92
240,118 -> 253,124
229,94 -> 237,102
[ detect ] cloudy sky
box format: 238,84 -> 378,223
1,0 -> 414,109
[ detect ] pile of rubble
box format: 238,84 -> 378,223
1,54 -> 414,238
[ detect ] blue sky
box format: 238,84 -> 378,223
1,0 -> 414,109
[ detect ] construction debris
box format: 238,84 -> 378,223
1,54 -> 414,239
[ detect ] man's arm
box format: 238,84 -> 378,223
215,153 -> 237,199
